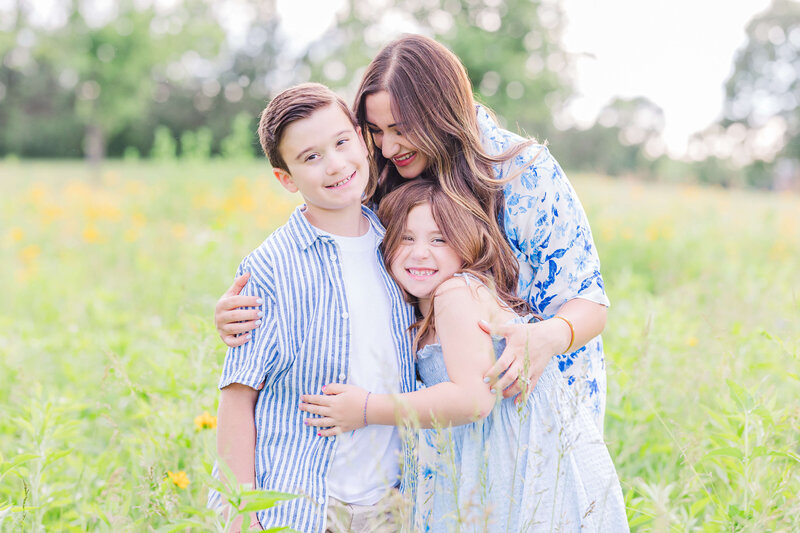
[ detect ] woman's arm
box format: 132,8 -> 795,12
299,279 -> 499,434
215,273 -> 263,348
482,298 -> 607,398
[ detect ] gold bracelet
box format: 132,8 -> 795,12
554,315 -> 574,353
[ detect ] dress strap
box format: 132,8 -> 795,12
452,272 -> 516,313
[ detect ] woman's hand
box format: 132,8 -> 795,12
215,272 -> 263,348
299,384 -> 369,437
481,299 -> 607,399
480,319 -> 557,400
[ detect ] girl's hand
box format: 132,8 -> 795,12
479,320 -> 557,400
215,272 -> 262,347
299,384 -> 369,437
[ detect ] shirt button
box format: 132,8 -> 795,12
338,372 -> 346,380
317,496 -> 325,505
330,255 -> 337,262
341,312 -> 349,319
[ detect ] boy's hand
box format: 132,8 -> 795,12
215,272 -> 263,347
299,384 -> 369,437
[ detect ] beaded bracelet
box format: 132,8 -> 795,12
554,315 -> 575,353
363,392 -> 372,427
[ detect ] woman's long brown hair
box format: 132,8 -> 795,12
378,180 -> 530,351
354,34 -> 536,225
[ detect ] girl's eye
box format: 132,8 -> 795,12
368,128 -> 381,135
401,235 -> 413,242
337,138 -> 349,146
432,238 -> 446,244
305,154 -> 319,162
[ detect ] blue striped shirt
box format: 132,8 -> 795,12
208,205 -> 416,532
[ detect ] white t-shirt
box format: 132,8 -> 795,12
320,223 -> 402,505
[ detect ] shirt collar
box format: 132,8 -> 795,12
285,204 -> 386,251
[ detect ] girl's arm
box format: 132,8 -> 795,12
299,279 -> 499,434
215,273 -> 263,348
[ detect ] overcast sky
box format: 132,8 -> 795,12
276,0 -> 774,157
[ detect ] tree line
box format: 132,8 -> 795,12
0,0 -> 796,190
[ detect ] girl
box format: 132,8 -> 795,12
215,34 -> 610,428
298,180 -> 628,533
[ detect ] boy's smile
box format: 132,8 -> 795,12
273,103 -> 369,234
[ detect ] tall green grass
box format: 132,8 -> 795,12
1,161 -> 798,531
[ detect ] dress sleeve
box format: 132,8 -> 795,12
218,257 -> 279,390
502,146 -> 610,316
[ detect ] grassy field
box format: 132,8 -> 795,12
1,160 -> 798,531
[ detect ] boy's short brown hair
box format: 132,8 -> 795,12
258,83 -> 357,172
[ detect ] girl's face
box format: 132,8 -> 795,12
390,203 -> 462,315
364,91 -> 429,180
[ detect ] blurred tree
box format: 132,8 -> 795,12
304,0 -> 572,141
1,0 -> 223,162
721,0 -> 800,187
554,96 -> 665,177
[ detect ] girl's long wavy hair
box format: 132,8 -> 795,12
378,180 -> 530,351
354,34 -> 535,227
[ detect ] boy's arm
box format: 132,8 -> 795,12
218,383 -> 261,531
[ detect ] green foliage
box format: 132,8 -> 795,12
151,126 -> 177,161
221,113 -> 257,160
180,127 -> 213,161
1,162 -> 798,530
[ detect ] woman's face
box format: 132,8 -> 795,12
390,203 -> 462,314
364,91 -> 429,180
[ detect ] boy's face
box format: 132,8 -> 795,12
273,103 -> 369,220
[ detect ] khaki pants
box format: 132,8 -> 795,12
324,490 -> 399,533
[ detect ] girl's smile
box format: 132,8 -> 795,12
390,203 -> 462,316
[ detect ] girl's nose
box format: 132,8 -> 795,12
410,242 -> 430,259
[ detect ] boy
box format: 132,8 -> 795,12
208,83 -> 416,532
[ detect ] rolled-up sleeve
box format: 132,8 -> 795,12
219,259 -> 278,390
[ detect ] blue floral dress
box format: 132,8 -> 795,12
414,284 -> 628,532
476,107 -> 611,429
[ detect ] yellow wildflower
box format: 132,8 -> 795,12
8,227 -> 24,243
20,244 -> 41,264
167,470 -> 190,489
83,225 -> 101,243
171,224 -> 187,238
194,411 -> 217,430
687,336 -> 699,347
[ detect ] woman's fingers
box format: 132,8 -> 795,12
221,333 -> 251,348
219,317 -> 260,336
226,272 -> 250,296
493,362 -> 521,393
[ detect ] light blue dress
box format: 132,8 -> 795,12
415,287 -> 628,532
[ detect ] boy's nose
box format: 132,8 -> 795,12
326,153 -> 346,174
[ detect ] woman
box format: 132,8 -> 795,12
214,34 -> 610,428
